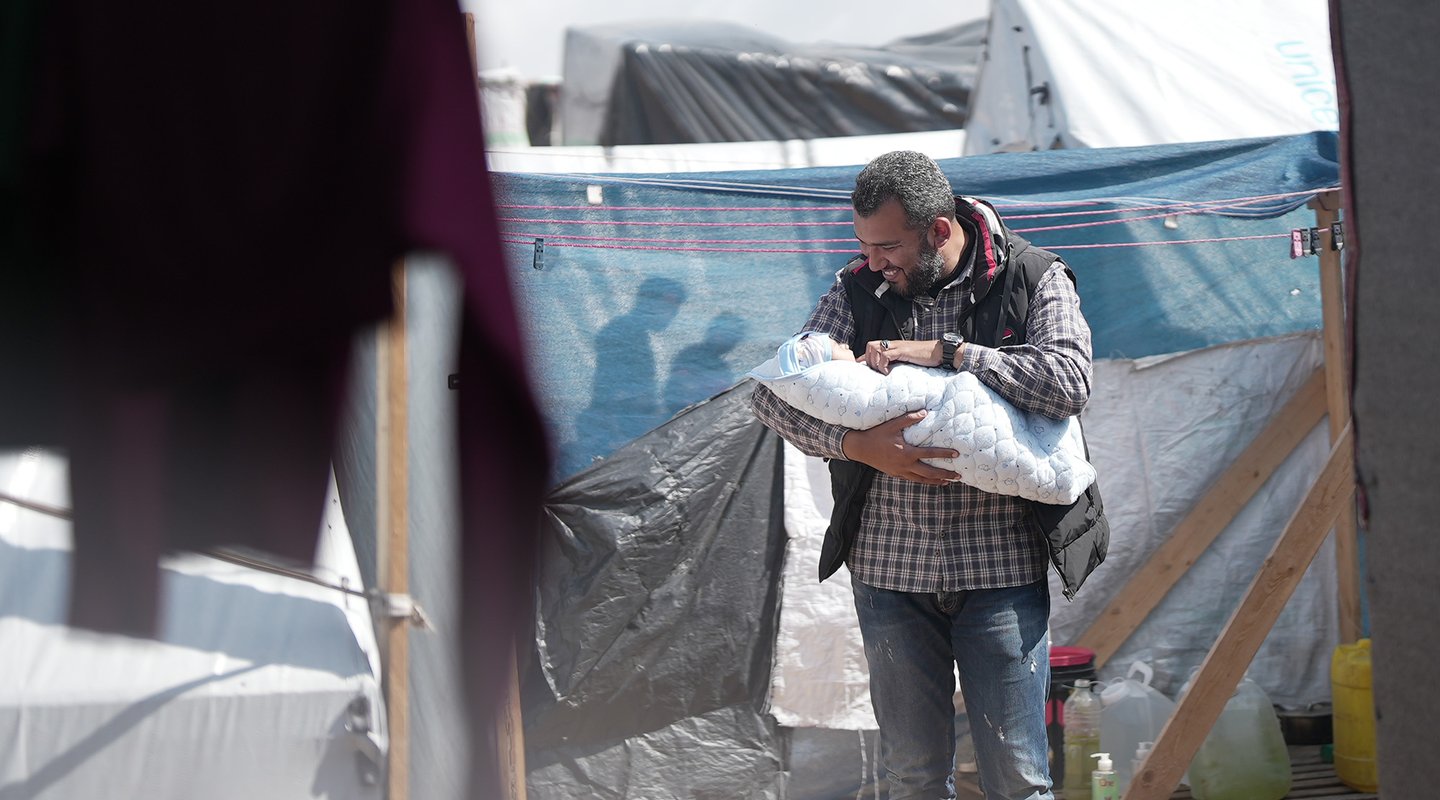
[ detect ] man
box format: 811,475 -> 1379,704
751,151 -> 1105,800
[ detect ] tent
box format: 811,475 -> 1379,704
486,128 -> 968,174
495,132 -> 1345,796
964,0 -> 1338,153
558,20 -> 985,146
0,452 -> 386,800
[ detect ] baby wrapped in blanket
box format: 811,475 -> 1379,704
749,331 -> 1096,505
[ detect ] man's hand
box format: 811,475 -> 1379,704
860,339 -> 943,375
841,410 -> 960,485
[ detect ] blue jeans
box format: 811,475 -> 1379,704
852,577 -> 1053,800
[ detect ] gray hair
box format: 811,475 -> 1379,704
851,150 -> 956,230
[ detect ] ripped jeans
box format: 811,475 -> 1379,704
851,577 -> 1053,800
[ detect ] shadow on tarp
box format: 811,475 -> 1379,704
0,664 -> 264,800
497,132 -> 1340,483
0,536 -> 371,678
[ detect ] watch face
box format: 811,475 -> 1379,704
944,332 -> 962,345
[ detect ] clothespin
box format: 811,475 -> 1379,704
1289,221 -> 1345,258
1290,228 -> 1316,258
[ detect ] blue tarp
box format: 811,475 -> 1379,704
494,132 -> 1340,480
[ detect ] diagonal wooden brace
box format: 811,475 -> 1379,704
1076,367 -> 1328,667
1124,425 -> 1355,800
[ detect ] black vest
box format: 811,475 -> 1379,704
820,200 -> 1108,600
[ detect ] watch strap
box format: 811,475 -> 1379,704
942,333 -> 961,371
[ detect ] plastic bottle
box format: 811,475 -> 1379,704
1091,752 -> 1118,800
1062,679 -> 1102,799
1332,639 -> 1378,792
1131,740 -> 1154,785
1099,661 -> 1177,794
1178,670 -> 1291,800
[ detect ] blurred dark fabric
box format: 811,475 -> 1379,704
0,1 -> 548,795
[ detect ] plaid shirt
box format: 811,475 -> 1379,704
752,257 -> 1093,593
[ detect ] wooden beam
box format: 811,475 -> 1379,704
1311,191 -> 1362,643
499,642 -> 528,800
461,12 -> 527,800
464,12 -> 479,91
1125,426 -> 1355,800
383,263 -> 411,800
1075,367 -> 1327,666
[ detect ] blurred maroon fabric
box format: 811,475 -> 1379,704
7,0 -> 548,793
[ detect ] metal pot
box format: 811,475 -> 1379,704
1274,702 -> 1333,746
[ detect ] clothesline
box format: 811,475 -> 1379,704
502,231 -> 1292,256
499,189 -> 1337,241
495,187 -> 1336,219
512,168 -> 1340,209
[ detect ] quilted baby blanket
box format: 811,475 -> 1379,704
750,332 -> 1095,505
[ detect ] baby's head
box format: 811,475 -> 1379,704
775,331 -> 853,374
792,332 -> 854,369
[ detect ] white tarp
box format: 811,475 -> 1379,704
771,332 -> 1335,728
486,129 -> 967,174
0,452 -> 386,800
771,443 -> 876,730
964,0 -> 1338,154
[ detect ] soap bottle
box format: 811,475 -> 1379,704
1132,741 -> 1154,786
1091,752 -> 1118,800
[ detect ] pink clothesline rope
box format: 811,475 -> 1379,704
1013,205 -> 1220,233
518,232 -> 856,244
504,232 -> 1292,255
500,216 -> 853,227
1044,233 -> 1290,250
497,187 -> 1336,218
503,238 -> 854,254
498,204 -> 848,212
1002,188 -> 1337,220
504,192 -> 1335,233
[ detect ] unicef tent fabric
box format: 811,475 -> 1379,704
965,0 -> 1337,153
507,133 -> 1343,798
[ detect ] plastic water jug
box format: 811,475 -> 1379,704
1332,639 -> 1378,792
1099,661 -> 1177,794
1178,671 -> 1291,800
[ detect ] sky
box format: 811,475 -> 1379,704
462,0 -> 991,79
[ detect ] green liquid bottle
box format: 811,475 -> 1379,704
1062,679 -> 1101,799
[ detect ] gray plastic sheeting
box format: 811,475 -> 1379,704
523,382 -> 787,798
560,20 -> 985,146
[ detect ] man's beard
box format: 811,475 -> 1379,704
895,236 -> 946,298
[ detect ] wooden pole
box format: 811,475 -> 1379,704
381,263 -> 411,800
1311,191 -> 1363,643
1075,367 -> 1327,667
462,13 -> 528,800
499,641 -> 528,800
464,13 -> 478,90
1124,427 -> 1355,800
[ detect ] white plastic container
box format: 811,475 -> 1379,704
1099,661 -> 1177,794
1131,740 -> 1154,784
1178,671 -> 1291,800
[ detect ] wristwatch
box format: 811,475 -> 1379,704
941,332 -> 963,371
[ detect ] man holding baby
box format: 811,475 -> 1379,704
751,150 -> 1107,800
